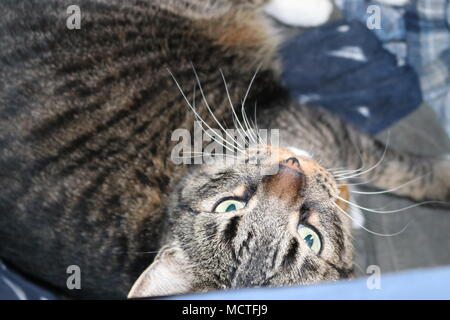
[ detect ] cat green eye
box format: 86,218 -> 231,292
214,199 -> 246,213
298,225 -> 322,254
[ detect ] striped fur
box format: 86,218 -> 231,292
1,0 -> 449,299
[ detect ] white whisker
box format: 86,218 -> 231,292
336,131 -> 391,181
350,174 -> 431,195
334,203 -> 410,237
253,102 -> 266,145
191,64 -> 245,150
336,195 -> 447,214
240,66 -> 262,144
337,176 -> 378,187
219,69 -> 249,146
167,68 -> 244,155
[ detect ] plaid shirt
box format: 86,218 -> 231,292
337,0 -> 450,137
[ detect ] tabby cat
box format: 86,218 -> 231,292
1,0 -> 449,299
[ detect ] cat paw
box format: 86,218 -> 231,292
264,0 -> 333,27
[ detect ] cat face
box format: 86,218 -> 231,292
128,146 -> 353,298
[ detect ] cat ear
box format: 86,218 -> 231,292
127,245 -> 194,299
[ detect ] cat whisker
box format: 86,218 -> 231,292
329,167 -> 366,177
349,174 -> 431,195
332,132 -> 392,180
240,65 -> 262,144
335,131 -> 391,181
191,63 -> 245,151
252,102 -> 266,145
333,203 -> 410,237
192,79 -> 197,109
195,114 -> 245,155
332,169 -> 358,174
336,176 -> 378,187
220,67 -> 265,148
332,168 -> 366,175
177,152 -> 240,161
328,166 -> 348,171
349,128 -> 366,174
168,68 -> 244,155
173,155 -> 238,160
333,170 -> 365,178
233,120 -> 249,146
242,107 -> 257,144
135,250 -> 160,255
336,195 -> 448,214
352,261 -> 366,275
220,69 -> 249,148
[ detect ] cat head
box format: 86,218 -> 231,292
128,145 -> 353,298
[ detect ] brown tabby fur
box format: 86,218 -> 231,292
1,0 -> 449,299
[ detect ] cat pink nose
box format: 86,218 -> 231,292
261,158 -> 306,206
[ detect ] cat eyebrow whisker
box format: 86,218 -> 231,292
168,68 -> 244,155
241,105 -> 257,144
252,102 -> 266,145
196,118 -> 246,155
191,63 -> 246,151
240,65 -> 262,144
251,110 -> 265,145
173,153 -> 240,161
333,203 -> 410,237
220,69 -> 254,147
135,250 -> 160,255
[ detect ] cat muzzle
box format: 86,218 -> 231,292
261,157 -> 306,206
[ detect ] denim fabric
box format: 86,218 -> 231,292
281,20 -> 422,134
337,0 -> 450,137
0,260 -> 57,300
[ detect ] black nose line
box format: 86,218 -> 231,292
285,157 -> 300,166
281,157 -> 302,172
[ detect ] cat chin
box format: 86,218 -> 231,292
264,0 -> 333,27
